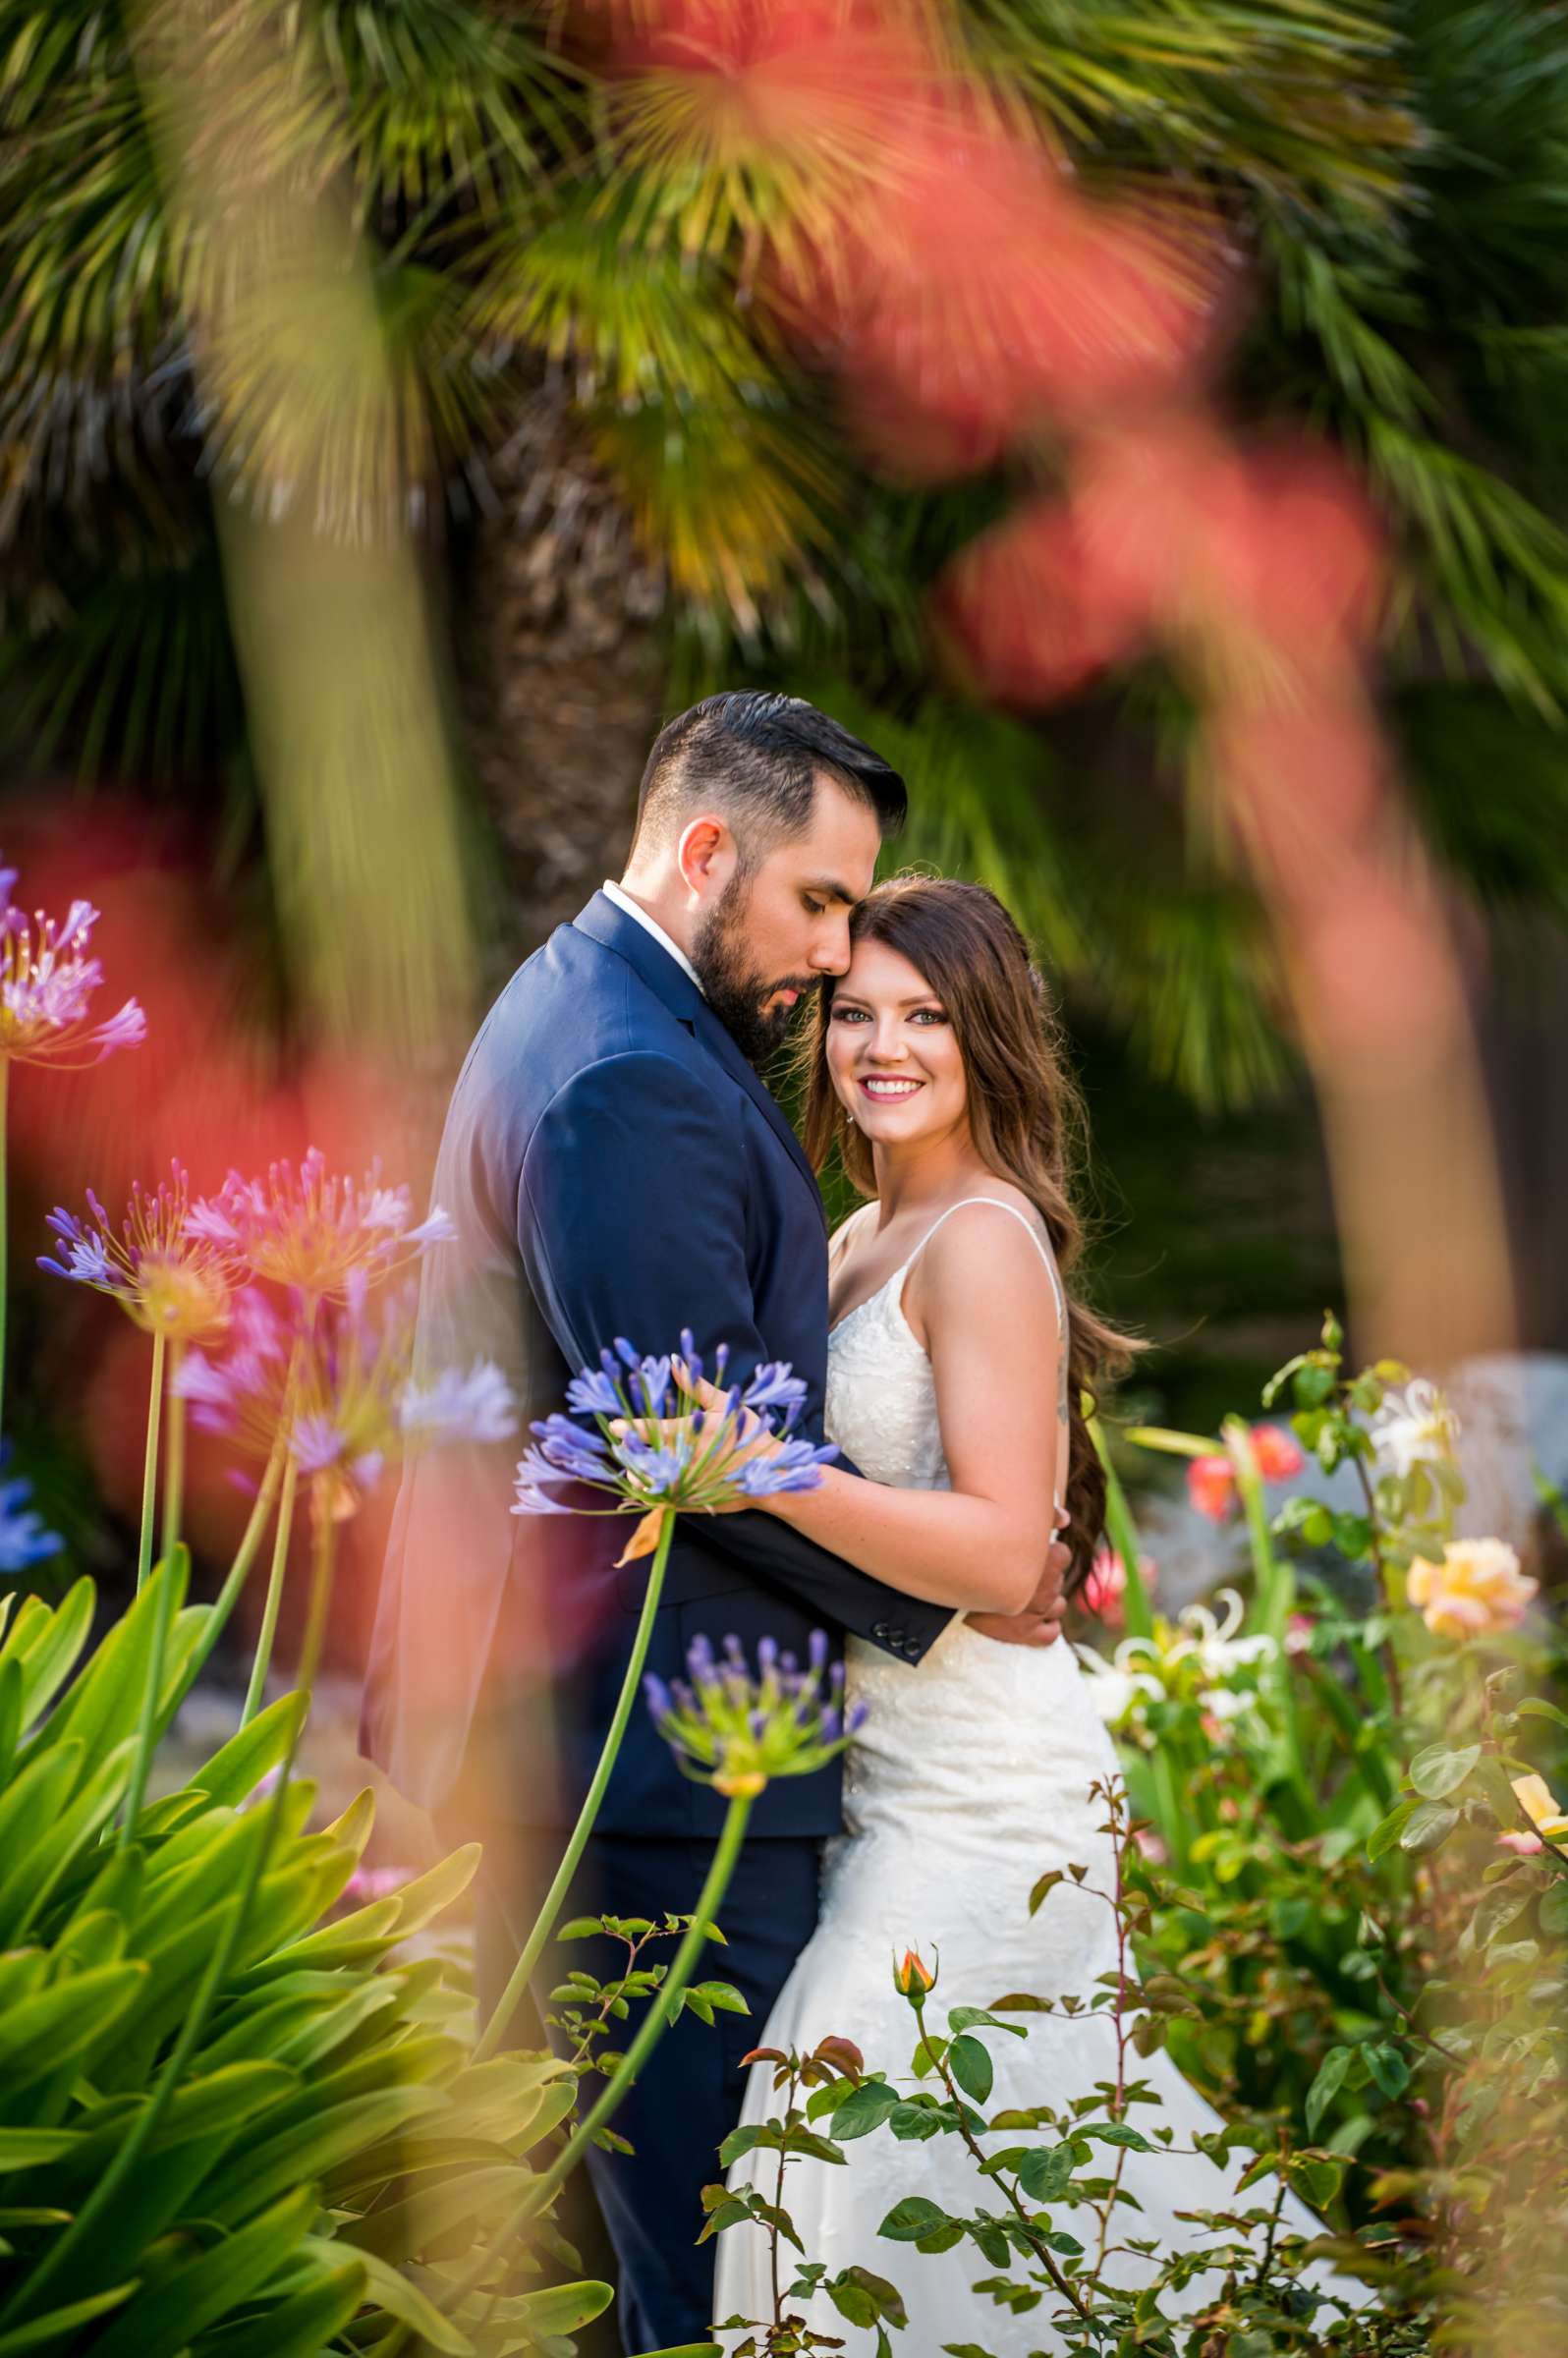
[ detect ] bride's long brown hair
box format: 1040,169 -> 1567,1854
801,876 -> 1138,1588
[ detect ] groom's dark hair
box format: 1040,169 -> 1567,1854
630,692 -> 907,864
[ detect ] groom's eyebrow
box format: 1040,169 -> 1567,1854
804,873 -> 860,907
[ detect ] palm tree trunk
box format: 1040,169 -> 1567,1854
458,396 -> 667,963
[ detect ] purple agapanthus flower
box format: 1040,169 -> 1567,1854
511,1338 -> 835,1530
39,1162 -> 238,1342
176,1278 -> 516,1519
0,870 -> 145,1069
645,1627 -> 868,1797
0,1443 -> 65,1575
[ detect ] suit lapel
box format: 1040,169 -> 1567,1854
572,893 -> 827,1230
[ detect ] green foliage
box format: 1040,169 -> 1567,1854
0,1577 -> 611,2356
6,0 -> 1568,1112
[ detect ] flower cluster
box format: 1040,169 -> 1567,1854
513,1334 -> 836,1556
1407,1538 -> 1538,1642
187,1149 -> 455,1305
176,1278 -> 515,1516
0,870 -> 144,1068
1075,1588 -> 1279,1741
0,1442 -> 63,1576
645,1630 -> 868,1799
39,1162 -> 238,1343
1187,1423 -> 1305,1521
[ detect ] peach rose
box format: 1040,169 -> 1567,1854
1406,1540 -> 1538,1640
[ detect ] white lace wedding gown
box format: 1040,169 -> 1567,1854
713,1198 -> 1352,2351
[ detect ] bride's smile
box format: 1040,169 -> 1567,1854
825,935 -> 969,1147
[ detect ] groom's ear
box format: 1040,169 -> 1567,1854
677,813 -> 740,904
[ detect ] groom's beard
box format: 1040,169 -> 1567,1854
692,876 -> 818,1068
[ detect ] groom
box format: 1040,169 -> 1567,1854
362,691 -> 1069,2348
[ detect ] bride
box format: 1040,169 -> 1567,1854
707,876 -> 1353,2350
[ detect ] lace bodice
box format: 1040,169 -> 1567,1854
823,1195 -> 1070,1498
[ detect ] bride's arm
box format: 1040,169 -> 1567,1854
755,1208 -> 1062,1614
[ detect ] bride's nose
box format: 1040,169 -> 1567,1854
865,1020 -> 907,1062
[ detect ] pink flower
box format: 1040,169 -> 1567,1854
0,870 -> 145,1068
1496,1829 -> 1544,1858
1284,1611 -> 1316,1656
187,1147 -> 455,1305
1082,1544 -> 1156,1627
1188,1454 -> 1237,1521
1250,1423 -> 1305,1482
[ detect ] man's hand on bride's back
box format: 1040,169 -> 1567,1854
965,1511 -> 1071,1649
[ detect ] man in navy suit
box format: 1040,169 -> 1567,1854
362,693 -> 1068,2349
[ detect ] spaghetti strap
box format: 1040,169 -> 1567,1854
901,1197 -> 1071,1433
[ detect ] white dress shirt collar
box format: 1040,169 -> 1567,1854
601,879 -> 704,996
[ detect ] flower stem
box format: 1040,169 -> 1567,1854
242,1452 -> 298,1727
120,1547 -> 188,1849
474,1509 -> 676,2065
1092,1420 -> 1155,1641
154,1437 -> 287,1737
474,1793 -> 752,2330
136,1331 -> 167,1595
161,1343 -> 187,1561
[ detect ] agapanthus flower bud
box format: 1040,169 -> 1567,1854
644,1629 -> 865,1798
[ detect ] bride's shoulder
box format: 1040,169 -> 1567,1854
908,1186 -> 1056,1337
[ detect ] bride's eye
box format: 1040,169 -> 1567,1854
910,1006 -> 949,1025
831,1005 -> 870,1024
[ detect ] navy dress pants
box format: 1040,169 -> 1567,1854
463,1825 -> 823,2355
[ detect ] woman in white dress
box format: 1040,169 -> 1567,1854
708,878 -> 1355,2352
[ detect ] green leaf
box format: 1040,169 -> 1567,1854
947,2035 -> 993,2105
1409,1742 -> 1482,1800
0,2132 -> 81,2173
1367,1798 -> 1417,1860
6,1581 -> 94,1735
878,2195 -> 950,2242
947,2006 -> 1027,2039
0,2285 -> 139,2354
183,2258 -> 366,2358
180,1691 -> 308,1812
0,1963 -> 147,2092
1305,2046 -> 1353,2136
1400,1800 -> 1461,1855
90,2186 -> 320,2358
510,2279 -> 616,2334
831,2080 -> 902,2143
1365,2042 -> 1411,2100
1519,1698 -> 1568,1734
1018,2143 -> 1078,2201
888,2104 -> 942,2142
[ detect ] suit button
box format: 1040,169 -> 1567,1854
890,1628 -> 906,1649
871,1621 -> 890,1642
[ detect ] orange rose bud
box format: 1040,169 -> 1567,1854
893,1947 -> 936,1998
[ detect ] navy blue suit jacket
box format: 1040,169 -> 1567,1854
361,891 -> 950,1838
